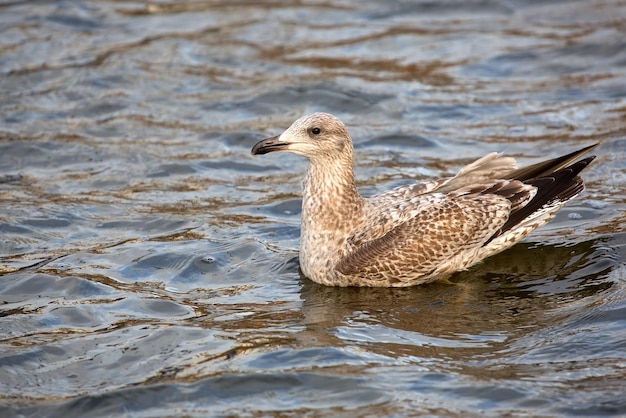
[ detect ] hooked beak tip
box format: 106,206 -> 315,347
251,135 -> 288,155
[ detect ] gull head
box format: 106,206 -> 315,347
251,113 -> 352,161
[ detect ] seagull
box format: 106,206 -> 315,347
251,112 -> 598,287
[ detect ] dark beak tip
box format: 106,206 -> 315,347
251,136 -> 285,156
250,146 -> 266,156
250,141 -> 268,156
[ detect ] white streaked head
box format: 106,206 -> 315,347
251,113 -> 353,161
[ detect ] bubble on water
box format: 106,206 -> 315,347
587,200 -> 608,209
202,255 -> 216,264
568,212 -> 583,220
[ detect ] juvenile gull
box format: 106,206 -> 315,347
251,113 -> 598,287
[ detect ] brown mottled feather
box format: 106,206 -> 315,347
337,196 -> 511,282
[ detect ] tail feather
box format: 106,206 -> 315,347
486,154 -> 596,244
506,143 -> 599,181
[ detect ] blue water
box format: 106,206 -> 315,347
1,1 -> 625,416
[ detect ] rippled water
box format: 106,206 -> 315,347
1,1 -> 625,416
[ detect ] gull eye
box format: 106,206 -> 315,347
311,127 -> 321,135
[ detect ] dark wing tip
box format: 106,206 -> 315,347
508,144 -> 599,181
486,154 -> 596,244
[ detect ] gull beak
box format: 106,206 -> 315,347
251,135 -> 289,155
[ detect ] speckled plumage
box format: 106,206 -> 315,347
251,113 -> 598,287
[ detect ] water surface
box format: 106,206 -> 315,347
1,1 -> 625,416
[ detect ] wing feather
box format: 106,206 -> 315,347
336,194 -> 511,283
